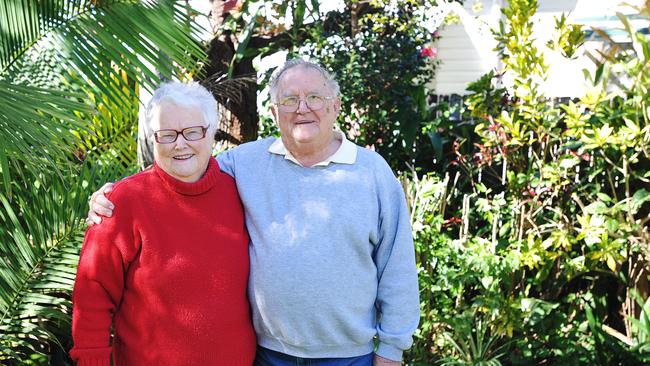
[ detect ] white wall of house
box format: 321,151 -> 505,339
429,0 -> 645,97
429,0 -> 501,95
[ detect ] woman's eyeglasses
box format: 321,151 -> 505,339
153,126 -> 208,144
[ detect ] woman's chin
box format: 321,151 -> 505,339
165,161 -> 201,183
171,172 -> 200,183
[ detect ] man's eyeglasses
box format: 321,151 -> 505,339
153,126 -> 208,144
276,94 -> 334,112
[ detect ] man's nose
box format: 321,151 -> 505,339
296,98 -> 310,114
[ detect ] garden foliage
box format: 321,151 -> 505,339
0,0 -> 649,365
406,0 -> 650,364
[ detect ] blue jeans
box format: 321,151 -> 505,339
254,346 -> 374,366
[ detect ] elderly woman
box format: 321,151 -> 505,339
70,82 -> 256,366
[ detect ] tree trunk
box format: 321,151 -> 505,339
207,0 -> 259,146
204,34 -> 259,147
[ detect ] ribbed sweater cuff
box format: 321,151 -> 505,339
376,342 -> 403,362
70,346 -> 111,366
76,358 -> 111,366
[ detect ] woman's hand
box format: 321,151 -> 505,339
86,182 -> 115,226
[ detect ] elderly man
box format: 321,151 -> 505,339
88,59 -> 419,366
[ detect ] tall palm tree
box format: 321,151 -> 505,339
0,0 -> 207,362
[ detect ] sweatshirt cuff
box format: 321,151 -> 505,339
376,342 -> 403,362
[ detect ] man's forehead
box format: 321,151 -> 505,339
279,86 -> 327,96
283,66 -> 324,79
278,68 -> 328,91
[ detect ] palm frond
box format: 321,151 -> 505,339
73,76 -> 140,168
0,161 -> 134,361
0,80 -> 92,194
202,73 -> 258,105
0,69 -> 141,360
1,0 -> 206,76
0,78 -> 140,362
0,0 -> 207,195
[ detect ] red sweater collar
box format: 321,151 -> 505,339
153,158 -> 220,196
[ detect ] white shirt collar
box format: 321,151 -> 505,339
268,130 -> 357,167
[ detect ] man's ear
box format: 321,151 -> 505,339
270,104 -> 279,122
334,97 -> 341,114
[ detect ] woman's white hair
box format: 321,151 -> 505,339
269,59 -> 340,103
145,81 -> 219,134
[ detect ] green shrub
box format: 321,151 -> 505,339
405,0 -> 649,364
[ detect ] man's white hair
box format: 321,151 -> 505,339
269,59 -> 340,103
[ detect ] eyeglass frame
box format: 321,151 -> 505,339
152,125 -> 209,144
274,94 -> 336,113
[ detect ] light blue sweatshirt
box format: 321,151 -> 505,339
217,137 -> 419,361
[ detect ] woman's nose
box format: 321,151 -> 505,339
174,135 -> 189,149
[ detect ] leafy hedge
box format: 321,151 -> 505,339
403,1 -> 649,364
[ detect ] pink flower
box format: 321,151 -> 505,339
419,46 -> 438,59
222,0 -> 242,13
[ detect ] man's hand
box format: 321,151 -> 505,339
86,182 -> 115,226
373,354 -> 401,366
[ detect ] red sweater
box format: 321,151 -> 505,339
70,158 -> 256,366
